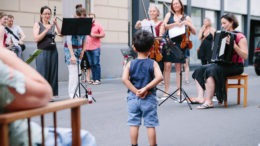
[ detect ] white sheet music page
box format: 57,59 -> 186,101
219,37 -> 227,57
141,20 -> 156,37
168,25 -> 185,38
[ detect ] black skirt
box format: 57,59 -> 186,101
192,63 -> 243,103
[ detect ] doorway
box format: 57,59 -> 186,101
250,20 -> 260,65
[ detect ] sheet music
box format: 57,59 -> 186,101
141,20 -> 156,37
168,25 -> 185,38
219,37 -> 227,57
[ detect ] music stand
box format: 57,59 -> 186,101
61,18 -> 96,101
158,48 -> 192,110
61,18 -> 93,35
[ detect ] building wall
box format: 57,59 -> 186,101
0,0 -> 63,42
191,0 -> 220,10
224,0 -> 247,14
251,0 -> 260,16
0,0 -> 129,81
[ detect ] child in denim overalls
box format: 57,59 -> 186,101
122,30 -> 163,146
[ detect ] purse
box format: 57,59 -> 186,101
165,38 -> 185,60
37,35 -> 56,50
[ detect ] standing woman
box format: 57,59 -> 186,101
192,13 -> 248,108
63,8 -> 86,98
162,0 -> 196,96
0,12 -> 8,48
135,5 -> 164,73
33,6 -> 61,96
135,5 -> 163,37
197,18 -> 216,65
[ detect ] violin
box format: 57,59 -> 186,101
180,18 -> 193,50
141,0 -> 163,62
149,38 -> 162,62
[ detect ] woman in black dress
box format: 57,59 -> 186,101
192,13 -> 248,109
162,0 -> 196,96
197,18 -> 216,65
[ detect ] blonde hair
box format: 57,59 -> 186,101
204,17 -> 212,27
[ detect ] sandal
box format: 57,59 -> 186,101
197,103 -> 214,109
189,97 -> 205,104
87,80 -> 94,84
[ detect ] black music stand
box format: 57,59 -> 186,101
61,18 -> 95,101
158,48 -> 192,110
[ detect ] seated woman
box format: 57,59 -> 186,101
191,13 -> 248,109
0,48 -> 96,145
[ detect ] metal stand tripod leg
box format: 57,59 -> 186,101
159,62 -> 192,110
73,64 -> 84,98
158,88 -> 178,106
73,64 -> 96,102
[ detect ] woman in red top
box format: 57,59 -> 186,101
192,13 -> 248,109
0,12 -> 8,48
135,5 -> 163,37
135,5 -> 164,82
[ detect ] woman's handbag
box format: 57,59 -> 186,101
165,38 -> 185,60
37,35 -> 56,50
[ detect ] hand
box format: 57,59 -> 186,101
79,52 -> 84,60
71,55 -> 76,65
18,40 -> 24,45
175,21 -> 182,27
136,21 -> 142,28
52,17 -> 57,25
90,33 -> 96,37
201,25 -> 206,31
233,41 -> 238,50
226,35 -> 231,45
46,25 -> 52,31
136,87 -> 148,98
181,20 -> 189,27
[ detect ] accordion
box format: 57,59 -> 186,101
211,30 -> 236,64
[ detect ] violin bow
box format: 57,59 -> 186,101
162,2 -> 174,15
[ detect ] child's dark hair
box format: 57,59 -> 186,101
133,30 -> 154,52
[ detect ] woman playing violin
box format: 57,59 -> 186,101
135,5 -> 163,37
135,5 -> 164,74
162,0 -> 196,96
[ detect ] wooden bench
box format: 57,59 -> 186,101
225,74 -> 248,107
0,98 -> 88,146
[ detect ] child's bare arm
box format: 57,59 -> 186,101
122,61 -> 138,94
142,61 -> 163,92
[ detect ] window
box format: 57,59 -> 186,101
205,10 -> 217,29
190,8 -> 202,64
234,14 -> 244,32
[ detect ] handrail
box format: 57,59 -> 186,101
0,98 -> 88,124
0,98 -> 88,146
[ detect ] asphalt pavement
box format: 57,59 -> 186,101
33,66 -> 260,146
